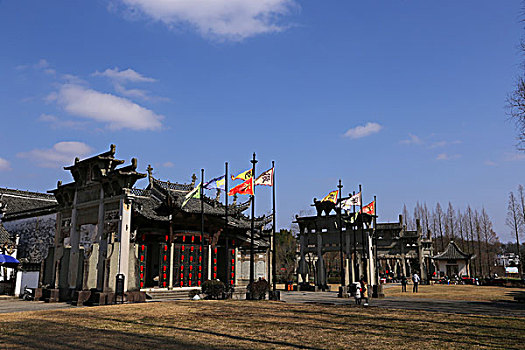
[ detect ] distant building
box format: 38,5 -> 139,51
0,188 -> 57,295
432,241 -> 473,277
496,253 -> 520,267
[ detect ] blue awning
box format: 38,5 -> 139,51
0,254 -> 20,267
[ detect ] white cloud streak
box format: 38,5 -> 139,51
344,122 -> 382,139
93,67 -> 156,83
400,133 -> 423,145
0,158 -> 11,171
52,84 -> 163,130
18,142 -> 93,168
116,0 -> 298,41
436,153 -> 461,161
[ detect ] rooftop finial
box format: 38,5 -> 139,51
74,157 -> 79,164
191,174 -> 197,187
110,144 -> 116,154
147,164 -> 153,185
131,158 -> 137,170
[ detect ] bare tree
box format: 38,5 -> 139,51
457,209 -> 466,250
446,202 -> 456,241
507,76 -> 525,150
474,210 -> 484,277
466,206 -> 477,277
480,208 -> 498,276
435,203 -> 445,251
507,191 -> 524,278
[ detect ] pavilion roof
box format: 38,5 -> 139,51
433,241 -> 472,260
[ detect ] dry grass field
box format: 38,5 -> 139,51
0,300 -> 523,350
382,284 -> 524,302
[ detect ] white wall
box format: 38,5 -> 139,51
14,271 -> 40,296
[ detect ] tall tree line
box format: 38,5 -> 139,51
402,202 -> 499,277
506,185 -> 525,279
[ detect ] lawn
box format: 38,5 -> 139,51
382,284 -> 524,302
0,300 -> 523,349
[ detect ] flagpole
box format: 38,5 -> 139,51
249,153 -> 257,299
338,179 -> 344,287
272,161 -> 276,293
352,190 -> 357,283
373,194 -> 379,298
359,184 -> 365,281
225,162 -> 229,288
201,168 -> 205,285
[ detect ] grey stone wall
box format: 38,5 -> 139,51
3,214 -> 56,263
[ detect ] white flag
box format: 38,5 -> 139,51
255,167 -> 274,186
340,192 -> 361,210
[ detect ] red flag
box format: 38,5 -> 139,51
360,201 -> 376,215
228,177 -> 254,196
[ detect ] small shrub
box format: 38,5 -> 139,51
202,280 -> 226,299
248,279 -> 269,300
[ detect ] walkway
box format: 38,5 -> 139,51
280,291 -> 525,317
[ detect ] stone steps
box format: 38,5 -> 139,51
145,289 -> 196,300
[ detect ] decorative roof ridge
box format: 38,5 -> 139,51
0,188 -> 57,201
64,144 -> 122,170
433,241 -> 471,259
151,177 -> 193,192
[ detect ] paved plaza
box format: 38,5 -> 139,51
280,291 -> 525,317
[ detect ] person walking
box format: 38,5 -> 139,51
354,283 -> 361,305
360,279 -> 369,306
401,274 -> 407,292
412,272 -> 420,293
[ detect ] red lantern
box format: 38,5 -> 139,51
191,236 -> 195,243
190,256 -> 193,262
182,245 -> 185,251
165,235 -> 169,242
140,282 -> 144,288
191,246 -> 194,252
163,273 -> 166,279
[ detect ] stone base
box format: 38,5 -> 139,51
71,290 -> 92,306
338,286 -> 349,298
34,288 -> 43,301
45,289 -> 60,303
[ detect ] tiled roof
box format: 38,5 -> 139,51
433,241 -> 471,260
0,188 -> 57,215
152,178 -> 193,192
0,223 -> 14,246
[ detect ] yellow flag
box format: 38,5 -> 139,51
231,168 -> 253,181
321,190 -> 338,204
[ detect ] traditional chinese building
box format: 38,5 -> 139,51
295,203 -> 434,292
0,188 -> 57,296
45,145 -> 271,304
432,241 -> 472,277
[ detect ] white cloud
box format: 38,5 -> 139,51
115,0 -> 298,41
484,160 -> 497,166
430,140 -> 462,148
34,59 -> 49,69
93,67 -> 156,83
53,84 -> 163,130
436,153 -> 461,161
18,142 -> 93,168
400,133 -> 422,145
344,122 -> 382,139
162,161 -> 174,168
38,113 -> 87,130
0,158 -> 11,171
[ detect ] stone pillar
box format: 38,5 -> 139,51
298,233 -> 307,282
169,242 -> 174,289
96,188 -> 106,291
234,247 -> 239,286
368,233 -> 375,285
316,231 -> 325,286
52,211 -> 62,289
118,197 -> 131,292
401,255 -> 407,277
68,191 -> 79,291
344,258 -> 350,286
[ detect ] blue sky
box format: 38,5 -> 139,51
0,0 -> 523,241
